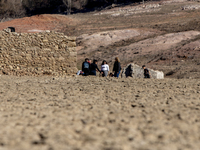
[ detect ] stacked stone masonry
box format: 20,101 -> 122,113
121,63 -> 164,79
0,29 -> 77,76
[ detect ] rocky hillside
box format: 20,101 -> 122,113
1,0 -> 200,78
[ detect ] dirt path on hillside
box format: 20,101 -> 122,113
0,75 -> 200,150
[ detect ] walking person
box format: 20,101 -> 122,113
142,65 -> 151,78
82,58 -> 90,76
90,59 -> 100,76
113,57 -> 121,78
101,60 -> 109,77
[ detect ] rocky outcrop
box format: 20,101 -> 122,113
181,4 -> 200,10
0,28 -> 77,76
121,63 -> 164,79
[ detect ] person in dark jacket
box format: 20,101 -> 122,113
113,57 -> 121,78
90,59 -> 100,76
142,65 -> 151,78
82,58 -> 90,76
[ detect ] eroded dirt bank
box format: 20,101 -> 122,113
0,75 -> 200,150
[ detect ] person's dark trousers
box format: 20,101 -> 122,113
144,75 -> 150,78
114,71 -> 121,78
83,69 -> 90,76
90,70 -> 96,76
84,72 -> 89,76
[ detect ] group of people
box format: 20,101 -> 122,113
78,57 -> 151,78
80,57 -> 121,78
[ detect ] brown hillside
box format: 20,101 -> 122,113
0,14 -> 78,33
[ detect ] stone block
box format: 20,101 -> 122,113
43,48 -> 51,51
67,41 -> 76,47
121,63 -> 164,79
66,47 -> 76,52
54,45 -> 59,50
67,36 -> 76,41
58,56 -> 65,61
69,52 -> 77,56
43,39 -> 48,42
41,57 -> 47,61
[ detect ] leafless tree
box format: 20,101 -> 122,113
0,0 -> 25,18
62,0 -> 71,15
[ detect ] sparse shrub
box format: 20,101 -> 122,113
22,0 -> 62,15
0,0 -> 25,19
0,0 -> 142,19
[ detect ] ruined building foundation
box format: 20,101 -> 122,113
121,63 -> 164,79
0,29 -> 77,76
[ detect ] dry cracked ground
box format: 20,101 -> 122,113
0,75 -> 200,150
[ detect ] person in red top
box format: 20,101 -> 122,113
88,59 -> 92,64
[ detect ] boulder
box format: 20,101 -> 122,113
121,63 -> 164,79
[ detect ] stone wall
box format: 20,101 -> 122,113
121,63 -> 164,79
0,29 -> 77,76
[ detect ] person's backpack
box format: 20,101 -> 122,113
83,62 -> 89,69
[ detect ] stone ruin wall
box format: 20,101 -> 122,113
0,29 -> 77,76
121,63 -> 164,79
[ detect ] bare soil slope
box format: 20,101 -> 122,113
0,75 -> 200,150
0,14 -> 78,33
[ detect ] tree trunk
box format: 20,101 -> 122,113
62,0 -> 71,15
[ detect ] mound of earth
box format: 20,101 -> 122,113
76,28 -> 161,62
0,14 -> 78,33
0,75 -> 200,150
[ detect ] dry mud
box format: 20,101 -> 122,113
0,75 -> 200,150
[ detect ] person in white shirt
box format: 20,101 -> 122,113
101,60 -> 109,77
